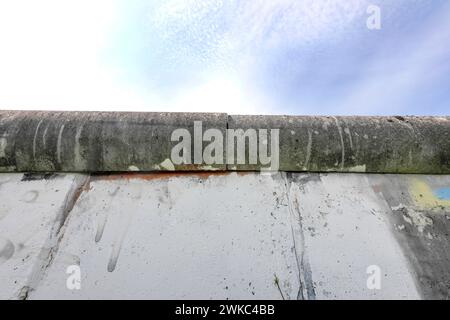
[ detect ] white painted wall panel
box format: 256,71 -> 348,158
1,172 -> 448,299
0,173 -> 86,299
31,173 -> 299,299
287,173 -> 420,299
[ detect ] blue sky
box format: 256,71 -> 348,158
0,0 -> 449,115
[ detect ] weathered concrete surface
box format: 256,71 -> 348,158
286,173 -> 420,299
1,111 -> 449,174
1,171 -> 449,299
0,111 -> 227,172
369,174 -> 450,299
228,115 -> 450,173
0,173 -> 87,299
30,173 -> 299,299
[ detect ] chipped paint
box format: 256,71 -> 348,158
159,159 -> 175,171
199,165 -> 222,171
392,203 -> 433,233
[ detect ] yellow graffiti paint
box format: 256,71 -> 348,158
410,179 -> 450,209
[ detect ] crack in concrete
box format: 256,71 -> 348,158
283,172 -> 316,300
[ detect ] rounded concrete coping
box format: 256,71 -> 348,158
0,111 -> 449,173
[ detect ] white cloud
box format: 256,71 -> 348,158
150,0 -> 369,67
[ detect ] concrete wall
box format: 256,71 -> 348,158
1,171 -> 449,299
1,111 -> 449,174
1,111 -> 449,299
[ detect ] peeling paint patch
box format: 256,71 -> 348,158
128,165 -> 140,171
160,159 -> 175,171
199,165 -> 221,171
393,203 -> 433,233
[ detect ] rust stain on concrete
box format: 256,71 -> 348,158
91,171 -> 231,182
